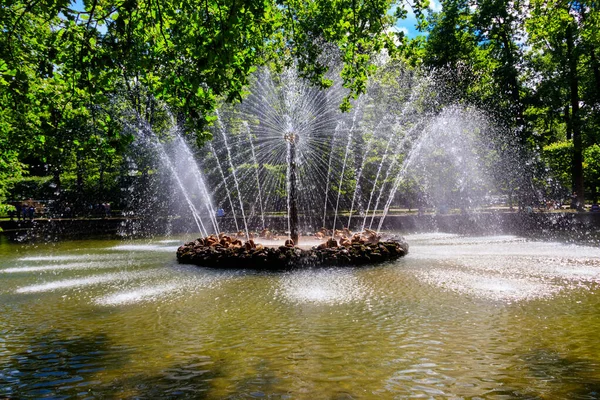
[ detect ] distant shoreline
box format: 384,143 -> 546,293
2,212 -> 599,244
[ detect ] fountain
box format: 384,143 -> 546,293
122,64 -> 515,269
172,66 -> 425,268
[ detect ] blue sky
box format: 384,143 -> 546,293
71,0 -> 85,12
393,0 -> 443,38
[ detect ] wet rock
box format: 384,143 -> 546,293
340,237 -> 352,247
176,234 -> 408,270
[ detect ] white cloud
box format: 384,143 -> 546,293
387,26 -> 410,36
429,0 -> 443,12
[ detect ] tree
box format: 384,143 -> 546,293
421,0 -> 482,100
526,0 -> 600,209
1,0 -> 413,207
4,0 -> 405,132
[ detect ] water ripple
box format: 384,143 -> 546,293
2,261 -> 128,274
95,283 -> 180,306
15,271 -> 159,294
109,244 -> 179,252
18,254 -> 118,262
277,268 -> 370,305
416,268 -> 564,301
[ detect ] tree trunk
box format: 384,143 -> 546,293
591,48 -> 600,107
567,24 -> 585,210
500,29 -> 524,131
564,103 -> 572,140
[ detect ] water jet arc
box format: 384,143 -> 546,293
286,131 -> 299,245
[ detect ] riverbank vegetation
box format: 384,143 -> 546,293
1,0 -> 599,215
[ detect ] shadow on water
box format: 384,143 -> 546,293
525,349 -> 600,399
227,359 -> 292,400
0,331 -> 126,399
496,348 -> 600,400
0,330 -> 220,399
0,329 -> 279,399
98,358 -> 290,399
104,358 -> 223,399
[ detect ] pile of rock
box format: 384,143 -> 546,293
310,237 -> 408,266
176,232 -> 408,270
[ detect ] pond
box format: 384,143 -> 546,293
1,233 -> 600,398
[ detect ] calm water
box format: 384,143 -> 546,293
1,233 -> 600,399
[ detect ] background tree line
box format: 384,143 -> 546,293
404,0 -> 600,208
1,0 -> 599,215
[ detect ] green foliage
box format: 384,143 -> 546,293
2,0 -> 600,209
263,164 -> 287,198
542,141 -> 573,189
0,131 -> 23,203
8,176 -> 55,201
415,0 -> 600,203
583,144 -> 600,200
1,0 -> 414,204
543,142 -> 600,202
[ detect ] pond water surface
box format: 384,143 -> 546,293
1,233 -> 600,399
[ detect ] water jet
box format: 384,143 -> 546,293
121,66 -> 521,269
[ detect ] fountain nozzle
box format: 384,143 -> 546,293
284,132 -> 298,144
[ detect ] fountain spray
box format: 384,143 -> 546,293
286,131 -> 299,245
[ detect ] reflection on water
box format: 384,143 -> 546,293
96,283 -> 180,306
15,272 -> 143,293
1,234 -> 600,398
278,269 -> 370,305
4,260 -> 126,273
109,244 -> 181,252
